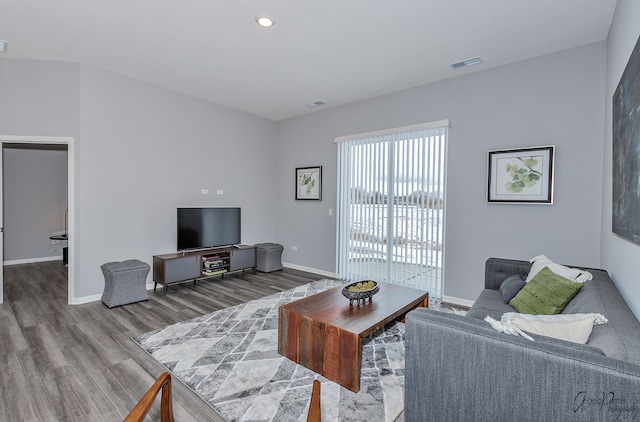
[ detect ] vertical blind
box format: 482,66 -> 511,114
335,121 -> 449,299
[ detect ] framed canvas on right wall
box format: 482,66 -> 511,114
613,34 -> 640,244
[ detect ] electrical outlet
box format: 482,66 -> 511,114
292,246 -> 298,251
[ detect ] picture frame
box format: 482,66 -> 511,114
487,145 -> 555,204
296,166 -> 322,200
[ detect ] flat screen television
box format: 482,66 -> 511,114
177,207 -> 241,251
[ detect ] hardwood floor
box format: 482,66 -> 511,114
0,261 -> 325,422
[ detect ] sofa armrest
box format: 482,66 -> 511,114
404,308 -> 640,422
484,257 -> 531,290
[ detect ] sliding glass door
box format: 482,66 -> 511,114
336,122 -> 448,299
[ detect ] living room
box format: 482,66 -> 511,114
1,1 -> 640,421
2,2 -> 638,320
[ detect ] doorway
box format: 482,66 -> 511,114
0,136 -> 74,305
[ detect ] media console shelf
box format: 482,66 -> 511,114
152,245 -> 256,293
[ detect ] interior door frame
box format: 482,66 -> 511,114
0,135 -> 74,305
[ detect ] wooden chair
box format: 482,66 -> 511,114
124,372 -> 174,422
307,379 -> 321,422
124,372 -> 316,422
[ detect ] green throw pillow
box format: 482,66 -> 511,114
509,266 -> 583,315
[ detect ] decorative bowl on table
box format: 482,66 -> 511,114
342,280 -> 379,305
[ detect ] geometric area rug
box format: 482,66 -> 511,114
132,279 -> 407,422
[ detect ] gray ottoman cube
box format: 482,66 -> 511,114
101,259 -> 150,308
254,243 -> 284,272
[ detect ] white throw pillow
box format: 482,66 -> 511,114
485,312 -> 608,344
525,254 -> 592,283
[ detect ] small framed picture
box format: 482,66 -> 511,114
296,166 -> 322,200
487,145 -> 555,204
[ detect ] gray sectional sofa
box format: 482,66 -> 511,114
404,257 -> 640,421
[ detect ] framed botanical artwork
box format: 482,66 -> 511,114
487,145 -> 555,204
296,166 -> 322,200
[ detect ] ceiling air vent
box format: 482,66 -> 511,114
450,56 -> 482,70
306,100 -> 326,108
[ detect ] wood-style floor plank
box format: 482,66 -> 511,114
0,261 -> 325,421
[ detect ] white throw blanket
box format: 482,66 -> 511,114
485,312 -> 608,342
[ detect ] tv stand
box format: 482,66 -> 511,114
152,245 -> 256,293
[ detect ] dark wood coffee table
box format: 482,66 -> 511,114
277,283 -> 428,392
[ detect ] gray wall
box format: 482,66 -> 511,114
0,59 -> 80,136
2,145 -> 68,262
601,0 -> 640,317
275,42 -> 606,303
0,58 -> 278,300
74,66 -> 278,298
0,39 -> 620,309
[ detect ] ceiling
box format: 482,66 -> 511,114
0,1 -> 617,121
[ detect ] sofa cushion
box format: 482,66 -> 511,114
509,267 -> 583,315
499,274 -> 526,303
562,268 -> 640,365
525,254 -> 592,283
466,289 -> 516,320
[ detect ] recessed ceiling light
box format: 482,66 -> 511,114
450,56 -> 482,70
256,16 -> 275,28
0,40 -> 7,53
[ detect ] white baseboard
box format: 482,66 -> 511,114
4,256 -> 62,266
280,263 -> 477,309
442,295 -> 475,308
69,293 -> 102,305
69,282 -> 157,305
66,268 -> 472,309
74,264 -> 338,305
71,264 -> 336,305
282,262 -> 337,279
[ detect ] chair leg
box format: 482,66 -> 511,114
307,380 -> 321,422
